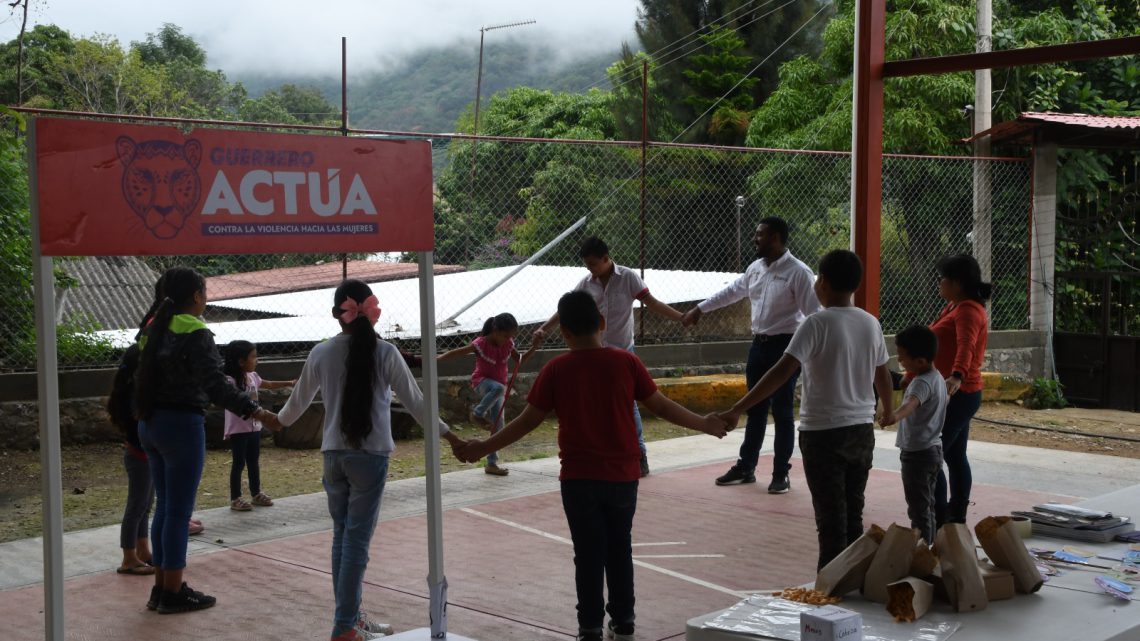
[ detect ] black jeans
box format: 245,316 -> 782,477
901,445 -> 942,544
799,424 -> 875,571
229,431 -> 262,500
561,479 -> 639,633
740,334 -> 798,477
935,390 -> 982,526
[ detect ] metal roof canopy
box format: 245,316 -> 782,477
963,112 -> 1140,150
850,1 -> 1140,314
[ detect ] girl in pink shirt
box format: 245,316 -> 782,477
438,313 -> 534,476
222,341 -> 294,511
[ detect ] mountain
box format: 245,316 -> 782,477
233,39 -> 621,135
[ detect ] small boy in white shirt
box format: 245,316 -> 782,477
881,325 -> 948,544
719,249 -> 894,570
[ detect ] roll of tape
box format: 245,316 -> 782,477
1010,515 -> 1033,538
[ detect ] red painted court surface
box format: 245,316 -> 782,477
2,459 -> 1065,641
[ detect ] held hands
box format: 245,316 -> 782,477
255,409 -> 282,432
877,410 -> 897,428
530,329 -> 547,350
443,431 -> 469,459
681,307 -> 702,328
714,409 -> 743,432
454,438 -> 488,463
700,413 -> 730,438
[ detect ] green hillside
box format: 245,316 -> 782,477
234,39 -> 620,134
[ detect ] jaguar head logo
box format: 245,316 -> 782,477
116,136 -> 203,240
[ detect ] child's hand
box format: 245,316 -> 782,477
258,410 -> 282,432
715,409 -> 742,431
530,329 -> 546,349
460,439 -> 491,463
701,413 -> 729,438
878,410 -> 896,427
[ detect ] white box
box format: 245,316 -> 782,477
800,605 -> 863,641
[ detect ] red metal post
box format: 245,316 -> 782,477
851,0 -> 886,314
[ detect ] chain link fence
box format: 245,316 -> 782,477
0,117 -> 1031,372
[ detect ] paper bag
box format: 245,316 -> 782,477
862,524 -> 916,603
975,516 -> 1044,594
933,523 -> 988,612
815,524 -> 885,597
910,540 -> 938,578
886,577 -> 933,622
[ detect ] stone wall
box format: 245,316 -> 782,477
0,330 -> 1044,450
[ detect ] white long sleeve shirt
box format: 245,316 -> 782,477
697,251 -> 821,336
278,334 -> 449,454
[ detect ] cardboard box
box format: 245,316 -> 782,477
977,561 -> 1015,601
800,605 -> 863,641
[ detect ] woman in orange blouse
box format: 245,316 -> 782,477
929,254 -> 991,526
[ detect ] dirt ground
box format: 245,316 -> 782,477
0,418 -> 694,543
1,404 -> 1136,543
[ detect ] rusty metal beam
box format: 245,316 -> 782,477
851,0 -> 886,315
883,35 -> 1140,77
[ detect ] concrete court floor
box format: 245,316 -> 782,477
2,430 -> 1091,641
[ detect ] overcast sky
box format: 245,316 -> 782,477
1,0 -> 641,75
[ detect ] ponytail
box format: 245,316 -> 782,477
134,267 -> 206,420
223,340 -> 256,392
936,253 -> 992,304
334,279 -> 378,449
481,313 -> 519,337
975,282 -> 993,302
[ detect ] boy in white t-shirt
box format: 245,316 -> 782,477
719,249 -> 894,570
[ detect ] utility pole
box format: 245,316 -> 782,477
973,0 -> 993,285
470,19 -> 536,180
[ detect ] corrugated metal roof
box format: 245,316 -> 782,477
97,265 -> 742,347
207,260 -> 465,300
57,256 -> 161,331
1021,112 -> 1140,129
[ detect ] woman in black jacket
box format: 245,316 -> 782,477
134,266 -> 275,614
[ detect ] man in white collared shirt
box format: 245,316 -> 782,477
533,237 -> 685,477
682,217 -> 821,493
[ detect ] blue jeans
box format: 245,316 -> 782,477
935,389 -> 982,525
139,409 -> 205,571
740,334 -> 798,477
473,379 -> 505,465
561,479 -> 639,633
323,450 -> 389,637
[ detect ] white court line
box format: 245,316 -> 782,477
631,541 -> 687,547
633,554 -> 725,559
460,508 -> 744,597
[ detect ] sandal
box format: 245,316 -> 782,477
251,492 -> 274,507
231,497 -> 253,511
116,563 -> 155,576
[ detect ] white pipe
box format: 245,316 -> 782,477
438,215 -> 587,328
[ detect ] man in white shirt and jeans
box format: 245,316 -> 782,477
533,236 -> 685,477
682,217 -> 820,493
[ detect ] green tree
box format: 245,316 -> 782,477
0,23 -> 74,107
681,25 -> 760,143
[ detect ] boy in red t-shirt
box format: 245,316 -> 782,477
457,291 -> 728,641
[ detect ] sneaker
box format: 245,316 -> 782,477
231,497 -> 253,511
607,619 -> 635,641
484,464 -> 509,476
576,631 -> 604,641
767,475 -> 791,494
358,610 -> 393,636
251,492 -> 274,507
156,582 -> 216,614
715,465 -> 756,486
331,628 -> 376,641
639,454 -> 650,478
146,584 -> 161,611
